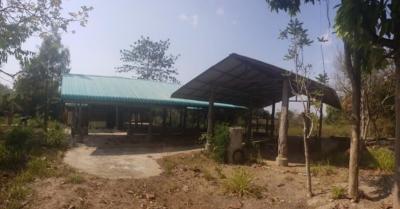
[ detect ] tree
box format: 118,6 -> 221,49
265,0 -> 366,202
117,36 -> 180,84
334,1 -> 400,206
15,28 -> 70,130
279,18 -> 314,197
0,0 -> 91,72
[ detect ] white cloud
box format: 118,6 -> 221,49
216,8 -> 225,16
231,20 -> 238,25
178,13 -> 199,28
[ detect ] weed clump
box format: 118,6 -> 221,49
223,168 -> 259,197
331,186 -> 346,199
363,147 -> 394,172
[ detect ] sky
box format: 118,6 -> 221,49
1,0 -> 342,90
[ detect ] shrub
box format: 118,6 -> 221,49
223,168 -> 254,197
45,123 -> 67,148
209,123 -> 230,162
331,186 -> 346,199
363,147 -> 394,172
4,127 -> 34,151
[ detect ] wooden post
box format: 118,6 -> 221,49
276,79 -> 289,166
271,102 -> 276,137
206,90 -> 215,151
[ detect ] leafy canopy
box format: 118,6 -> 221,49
15,28 -> 70,117
117,36 -> 180,84
0,0 -> 92,66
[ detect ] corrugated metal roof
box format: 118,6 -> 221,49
61,74 -> 242,108
172,53 -> 341,109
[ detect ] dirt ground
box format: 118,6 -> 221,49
26,153 -> 391,209
63,135 -> 201,179
11,135 -> 392,209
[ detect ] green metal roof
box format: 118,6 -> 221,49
61,74 -> 242,108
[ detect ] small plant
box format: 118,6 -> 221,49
223,168 -> 254,197
66,174 -> 85,184
45,122 -> 68,148
209,123 -> 230,162
331,186 -> 346,199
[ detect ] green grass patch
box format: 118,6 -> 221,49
223,168 -> 261,197
331,186 -> 346,199
362,147 -> 394,172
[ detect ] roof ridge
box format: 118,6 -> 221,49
64,73 -> 181,86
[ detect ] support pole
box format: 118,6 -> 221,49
271,102 -> 276,137
206,90 -> 215,151
276,79 -> 289,166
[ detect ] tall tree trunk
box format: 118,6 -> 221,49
393,54 -> 400,208
302,112 -> 312,197
344,42 -> 361,202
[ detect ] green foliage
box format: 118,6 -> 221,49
362,147 -> 394,172
279,18 -> 313,61
0,127 -> 35,169
117,36 -> 180,83
331,186 -> 346,199
15,29 -> 70,118
45,122 -> 67,148
0,0 -> 91,65
209,123 -> 230,162
4,127 -> 34,151
223,168 -> 256,197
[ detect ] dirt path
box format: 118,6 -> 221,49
64,144 -> 200,179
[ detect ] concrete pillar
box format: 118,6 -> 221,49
227,127 -> 245,164
276,79 -> 289,166
206,91 -> 215,151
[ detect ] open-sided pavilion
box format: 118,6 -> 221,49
172,53 -> 341,166
61,74 -> 243,138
